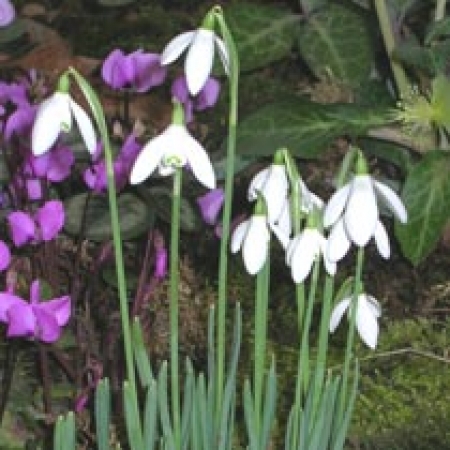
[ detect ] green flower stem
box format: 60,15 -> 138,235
68,68 -> 136,394
435,0 -> 446,21
373,0 -> 410,99
312,274 -> 334,416
339,247 -> 364,422
170,168 -> 182,450
254,255 -> 270,437
214,7 -> 239,423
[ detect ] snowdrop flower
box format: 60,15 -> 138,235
286,222 -> 336,283
130,101 -> 215,189
329,293 -> 381,350
231,198 -> 270,275
32,73 -> 96,156
248,150 -> 289,224
324,152 -> 407,262
161,10 -> 229,95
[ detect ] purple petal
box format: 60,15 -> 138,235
38,295 -> 71,327
0,292 -> 24,321
47,146 -> 75,182
35,200 -> 65,241
6,302 -> 36,338
8,211 -> 36,246
83,161 -> 107,192
0,0 -> 15,28
4,104 -> 36,141
131,51 -> 167,92
29,152 -> 50,178
32,306 -> 61,342
197,188 -> 225,225
195,77 -> 220,111
0,240 -> 10,271
29,280 -> 41,304
119,133 -> 141,163
26,179 -> 43,201
101,49 -> 128,89
171,75 -> 190,104
154,248 -> 167,279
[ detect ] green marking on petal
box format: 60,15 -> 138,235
253,194 -> 268,216
61,121 -> 71,132
164,155 -> 184,167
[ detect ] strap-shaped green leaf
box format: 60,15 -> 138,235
124,381 -> 144,450
143,380 -> 158,450
243,379 -> 257,450
181,359 -> 195,449
95,378 -> 111,450
260,357 -> 277,450
158,362 -> 175,450
132,318 -> 153,388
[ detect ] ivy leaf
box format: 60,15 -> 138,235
395,151 -> 450,265
232,99 -> 391,158
64,192 -> 153,241
296,4 -> 374,88
224,2 -> 300,73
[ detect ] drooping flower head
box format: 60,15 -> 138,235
161,8 -> 229,95
32,73 -> 96,156
130,100 -> 216,189
197,188 -> 225,226
324,150 -> 407,262
101,49 -> 167,92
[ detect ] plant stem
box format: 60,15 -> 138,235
373,0 -> 410,99
338,247 -> 364,422
170,168 -> 182,450
435,0 -> 446,21
214,8 -> 239,423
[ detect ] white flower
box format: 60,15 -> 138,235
329,293 -> 381,350
32,91 -> 96,156
231,215 -> 270,275
161,28 -> 229,95
248,164 -> 288,224
286,228 -> 336,283
129,124 -> 216,189
323,174 -> 407,261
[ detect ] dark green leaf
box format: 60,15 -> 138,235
0,19 -> 26,44
425,17 -> 450,44
297,4 -> 374,87
300,0 -> 328,15
137,186 -> 201,232
233,99 -> 391,158
395,151 -> 450,265
224,2 -> 300,72
64,192 -> 153,241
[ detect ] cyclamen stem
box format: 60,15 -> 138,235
170,168 -> 182,450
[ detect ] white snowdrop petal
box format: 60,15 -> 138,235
242,216 -> 269,275
271,222 -> 290,250
185,29 -> 214,95
323,183 -> 351,227
248,167 -> 270,201
262,166 -> 289,223
214,36 -> 230,74
276,198 -> 292,237
366,295 -> 382,318
161,31 -> 195,65
356,295 -> 380,349
327,218 -> 351,262
290,230 -> 317,283
230,220 -> 249,253
320,236 -> 337,276
129,133 -> 167,184
373,180 -> 408,223
373,220 -> 390,259
345,175 -> 378,247
329,297 -> 351,333
32,93 -> 69,155
183,131 -> 216,189
70,99 -> 96,154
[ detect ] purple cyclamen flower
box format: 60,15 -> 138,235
171,75 -> 220,123
102,49 -> 167,93
196,188 -> 224,226
0,240 -> 11,271
0,1 -> 15,28
28,145 -> 75,183
84,133 -> 141,193
8,200 -> 65,247
0,279 -> 71,343
153,230 -> 167,279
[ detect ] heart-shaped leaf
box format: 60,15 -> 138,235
64,192 -> 153,241
232,99 -> 391,158
224,2 -> 300,73
395,151 -> 450,265
297,4 -> 374,87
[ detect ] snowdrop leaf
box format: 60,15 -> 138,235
297,4 -> 374,87
395,151 -> 450,265
232,99 -> 390,158
64,192 -> 153,241
224,2 -> 300,72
